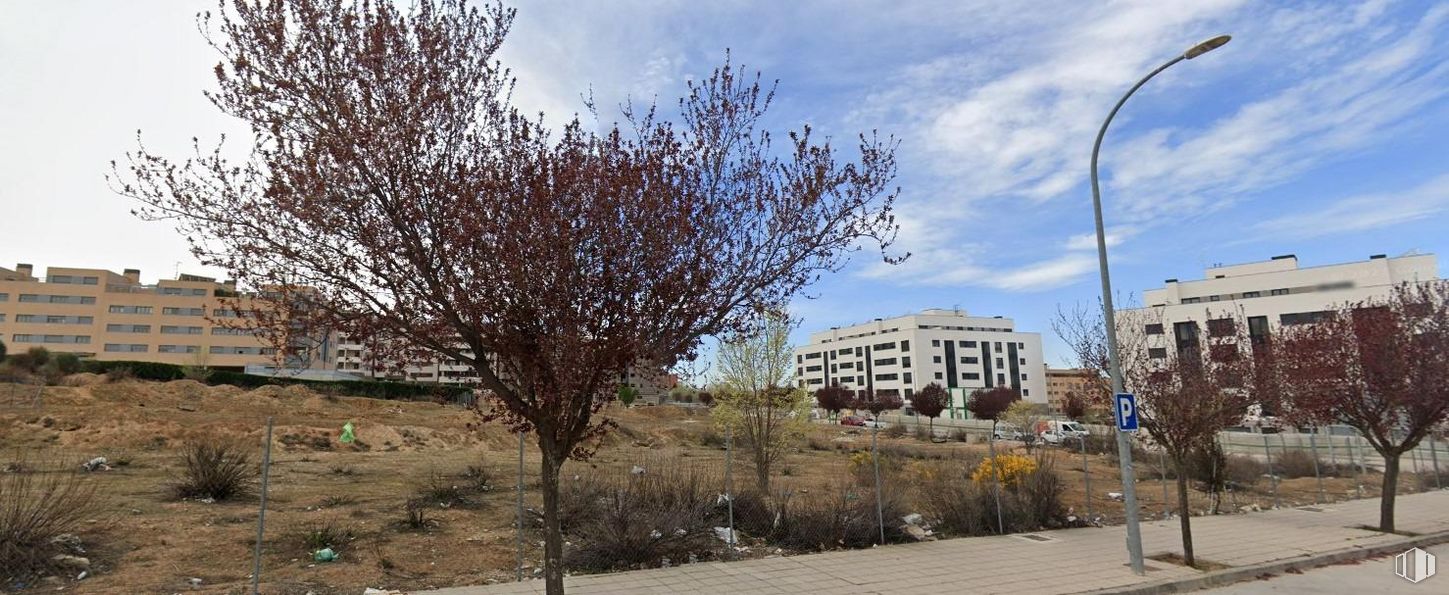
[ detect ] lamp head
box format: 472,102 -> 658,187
1185,35 -> 1231,59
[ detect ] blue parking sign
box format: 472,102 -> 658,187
1115,393 -> 1138,432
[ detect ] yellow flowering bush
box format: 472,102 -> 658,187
971,454 -> 1038,488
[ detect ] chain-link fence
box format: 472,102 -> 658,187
4,380 -> 1446,593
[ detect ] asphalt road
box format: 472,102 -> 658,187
1200,543 -> 1446,593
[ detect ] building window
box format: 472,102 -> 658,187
934,372 -> 943,380
20,294 -> 96,305
931,339 -> 940,347
796,366 -> 803,377
839,362 -> 854,370
1248,316 -> 1270,345
796,354 -> 803,363
104,344 -> 149,353
1281,311 -> 1332,326
1174,321 -> 1200,350
12,334 -> 90,344
805,365 -> 822,372
872,341 -> 896,351
160,325 -> 203,335
875,373 -> 898,381
963,372 -> 980,380
0,293 -> 8,302
837,347 -> 852,355
212,327 -> 258,336
162,307 -> 206,316
963,340 -> 977,348
106,324 -> 151,333
1207,318 -> 1236,337
1209,295 -> 1220,302
995,358 -> 1003,368
1149,347 -> 1167,359
997,373 -> 1005,385
1182,297 -> 1201,304
873,357 -> 896,366
932,355 -> 942,363
805,352 -> 822,359
903,373 -> 913,384
15,314 -> 92,324
109,305 -> 153,314
1021,374 -> 1029,381
1270,288 -> 1289,296
830,364 -> 837,373
1022,389 -> 1030,397
1018,358 -> 1026,365
856,375 -> 864,384
210,346 -> 263,355
901,356 -> 911,368
900,340 -> 910,352
159,345 -> 201,354
1145,324 -> 1164,335
1242,291 -> 1261,298
960,356 -> 978,364
855,346 -> 863,357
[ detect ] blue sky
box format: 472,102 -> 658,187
3,0 -> 1448,365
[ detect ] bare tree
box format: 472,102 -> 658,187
714,311 -> 811,493
1274,282 -> 1449,532
110,2 -> 902,590
1062,392 -> 1088,422
1004,400 -> 1050,452
1118,307 -> 1257,567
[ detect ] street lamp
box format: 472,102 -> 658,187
1089,34 -> 1231,576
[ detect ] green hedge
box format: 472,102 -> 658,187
78,360 -> 473,402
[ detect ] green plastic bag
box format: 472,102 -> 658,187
340,421 -> 355,444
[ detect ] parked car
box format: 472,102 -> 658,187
1037,420 -> 1091,445
840,415 -> 866,427
862,417 -> 887,429
993,423 -> 1024,441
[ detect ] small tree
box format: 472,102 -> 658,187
0,338 -> 7,360
912,382 -> 948,437
714,311 -> 812,493
616,385 -> 639,408
698,390 -> 715,408
967,386 -> 1016,425
863,389 -> 904,418
814,385 -> 851,421
1004,400 -> 1049,451
1275,282 -> 1449,533
1062,392 -> 1088,422
112,2 -> 903,591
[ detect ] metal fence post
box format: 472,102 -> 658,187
1081,431 -> 1092,521
1324,427 -> 1336,472
988,424 -> 1004,534
1351,434 -> 1364,499
1431,435 -> 1442,490
1158,448 -> 1169,519
725,427 -> 735,556
1307,432 -> 1324,504
872,423 -> 885,545
251,417 -> 274,595
516,431 -> 525,582
1263,434 -> 1279,509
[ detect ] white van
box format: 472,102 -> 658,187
1037,420 -> 1090,445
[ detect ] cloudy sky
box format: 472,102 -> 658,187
3,0 -> 1447,364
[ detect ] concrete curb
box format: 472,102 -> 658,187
1087,529 -> 1449,594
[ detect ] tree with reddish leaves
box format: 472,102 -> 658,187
110,2 -> 902,591
1118,308 -> 1258,567
912,382 -> 949,437
863,389 -> 904,418
1274,282 -> 1449,533
697,390 -> 715,408
966,386 -> 1016,423
814,385 -> 851,421
1062,392 -> 1088,422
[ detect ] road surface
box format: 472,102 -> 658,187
1199,543 -> 1446,593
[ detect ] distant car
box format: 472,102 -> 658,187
840,415 -> 866,427
993,423 -> 1024,441
1038,420 -> 1091,445
862,417 -> 887,429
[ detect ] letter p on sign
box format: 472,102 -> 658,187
1115,393 -> 1138,432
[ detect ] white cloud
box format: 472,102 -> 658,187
1250,173 -> 1449,240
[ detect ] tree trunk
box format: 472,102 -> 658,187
754,453 -> 771,495
1380,452 -> 1400,533
1176,459 -> 1195,568
539,445 -> 566,595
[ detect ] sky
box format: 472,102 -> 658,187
2,0 -> 1448,366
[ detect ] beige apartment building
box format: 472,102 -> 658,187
0,263 -> 328,371
1043,367 -> 1101,414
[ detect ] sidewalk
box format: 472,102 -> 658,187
423,490 -> 1449,595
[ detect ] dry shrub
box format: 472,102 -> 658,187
302,521 -> 356,553
919,452 -> 1066,536
563,463 -> 720,572
0,460 -> 103,578
806,435 -> 834,451
949,428 -> 969,443
1272,449 -> 1324,479
170,441 -> 257,501
416,469 -> 484,508
767,481 -> 910,551
882,424 -> 907,439
1223,454 -> 1265,488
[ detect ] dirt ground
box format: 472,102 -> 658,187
0,379 -> 1436,594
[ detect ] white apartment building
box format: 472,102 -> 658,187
1123,253 -> 1438,362
793,309 -> 1047,417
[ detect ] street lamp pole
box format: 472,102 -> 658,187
1090,34 -> 1230,576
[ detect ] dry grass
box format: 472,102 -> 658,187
0,459 -> 104,579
